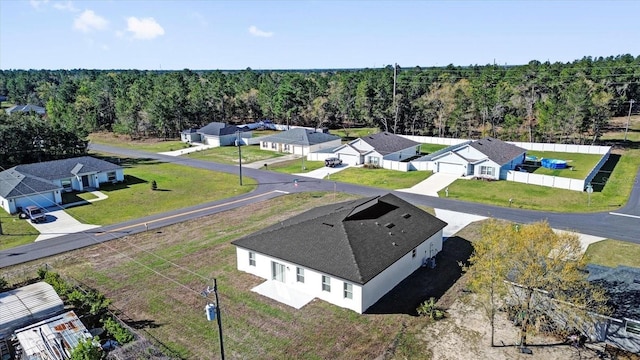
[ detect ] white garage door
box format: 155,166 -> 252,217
338,154 -> 359,165
437,162 -> 465,175
15,192 -> 56,210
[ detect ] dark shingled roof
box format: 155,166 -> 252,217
358,132 -> 420,155
469,137 -> 526,165
0,170 -> 60,198
0,156 -> 121,198
587,264 -> 640,320
198,122 -> 249,136
13,156 -> 122,181
260,128 -> 341,146
231,193 -> 447,285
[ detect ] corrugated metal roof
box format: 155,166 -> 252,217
15,310 -> 93,360
0,282 -> 64,339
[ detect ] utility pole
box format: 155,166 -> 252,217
236,131 -> 243,186
625,99 -> 635,142
203,279 -> 225,360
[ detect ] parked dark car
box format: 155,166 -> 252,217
24,205 -> 46,223
324,157 -> 343,167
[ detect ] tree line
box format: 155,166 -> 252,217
1,54 -> 638,145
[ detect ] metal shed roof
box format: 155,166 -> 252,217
0,282 -> 64,339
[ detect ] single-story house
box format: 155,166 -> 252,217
259,128 -> 342,156
422,137 -> 526,179
332,132 -> 421,166
5,104 -> 46,116
587,265 -> 640,354
0,156 -> 124,214
181,122 -> 252,146
231,193 -> 448,314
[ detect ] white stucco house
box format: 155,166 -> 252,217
0,156 -> 124,214
325,132 -> 421,166
422,137 -> 526,179
231,193 -> 448,314
181,122 -> 252,146
259,128 -> 342,156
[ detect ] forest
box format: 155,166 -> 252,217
1,54 -> 639,152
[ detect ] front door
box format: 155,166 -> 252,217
82,175 -> 89,187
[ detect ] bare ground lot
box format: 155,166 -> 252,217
4,193 -> 638,360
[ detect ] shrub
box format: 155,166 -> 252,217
0,276 -> 8,291
416,297 -> 445,320
103,317 -> 134,345
151,180 -> 157,191
69,338 -> 102,360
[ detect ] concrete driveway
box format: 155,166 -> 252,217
29,209 -> 100,241
398,172 -> 461,197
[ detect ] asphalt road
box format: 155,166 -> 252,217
1,143 -> 638,268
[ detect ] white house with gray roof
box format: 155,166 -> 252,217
0,156 -> 123,214
259,128 -> 342,156
330,132 -> 421,166
232,193 -> 447,313
422,137 -> 526,179
181,122 -> 252,146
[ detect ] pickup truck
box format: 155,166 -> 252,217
24,206 -> 47,223
324,157 -> 343,167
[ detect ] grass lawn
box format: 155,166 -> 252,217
88,132 -> 189,153
420,143 -> 448,154
61,191 -> 98,204
64,156 -> 257,225
266,159 -> 326,173
526,151 -> 602,179
329,127 -> 378,140
584,240 -> 640,268
0,214 -> 39,250
185,145 -> 283,165
329,168 -> 432,190
443,148 -> 639,212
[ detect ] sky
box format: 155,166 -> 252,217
1,0 -> 639,70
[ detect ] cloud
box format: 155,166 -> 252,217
126,17 -> 165,40
249,25 -> 273,38
29,0 -> 49,10
53,1 -> 79,12
74,10 -> 108,32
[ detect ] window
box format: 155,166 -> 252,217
61,178 -> 72,191
248,252 -> 256,266
367,156 -> 380,166
107,171 -> 117,182
284,144 -> 290,151
271,261 -> 285,282
343,282 -> 353,299
271,142 -> 277,149
412,249 -> 417,258
322,275 -> 331,292
480,166 -> 495,177
296,267 -> 305,283
627,320 -> 640,336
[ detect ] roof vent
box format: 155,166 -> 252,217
389,232 -> 393,236
392,241 -> 397,246
402,213 -> 411,219
385,222 -> 395,229
322,222 -> 334,227
375,221 -> 380,226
